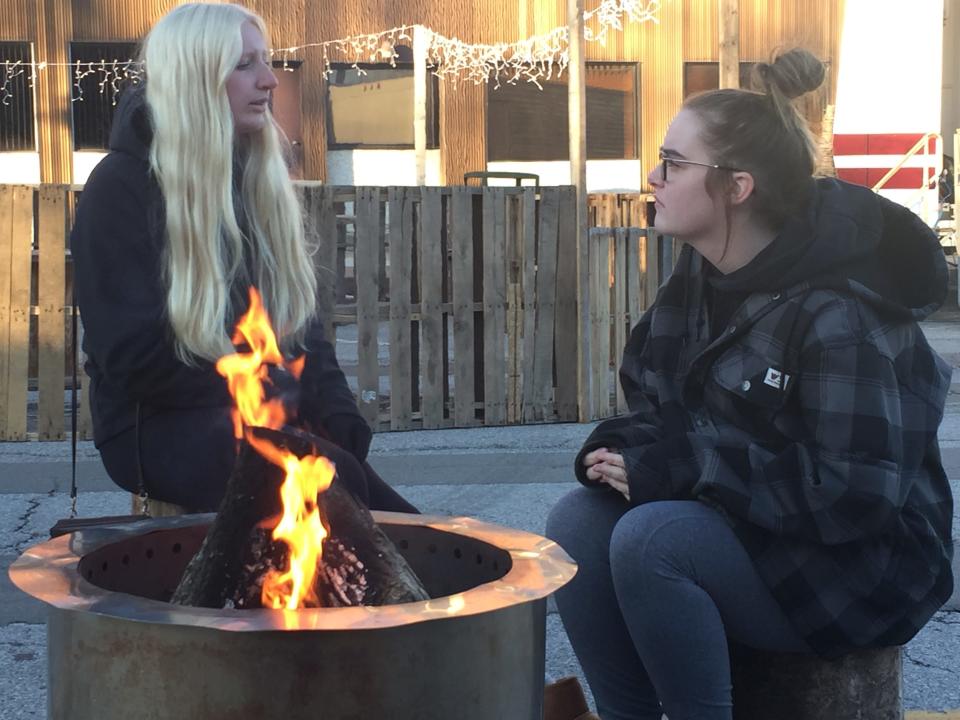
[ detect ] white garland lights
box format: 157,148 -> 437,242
0,59 -> 26,106
1,57 -> 145,106
70,59 -> 142,103
0,0 -> 660,105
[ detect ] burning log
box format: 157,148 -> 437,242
318,465 -> 430,606
172,287 -> 427,610
231,530 -> 369,608
171,426 -> 429,610
169,439 -> 282,607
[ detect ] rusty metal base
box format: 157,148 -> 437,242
48,598 -> 546,719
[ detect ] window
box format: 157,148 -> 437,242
0,42 -> 35,152
326,64 -> 439,149
683,62 -> 757,98
71,42 -> 140,150
487,63 -> 639,162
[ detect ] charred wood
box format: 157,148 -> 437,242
321,478 -> 429,604
170,440 -> 283,608
172,426 -> 428,609
229,528 -> 369,609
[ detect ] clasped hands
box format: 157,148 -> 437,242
581,434 -> 696,506
583,447 -> 631,501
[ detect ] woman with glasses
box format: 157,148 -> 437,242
546,48 -> 953,720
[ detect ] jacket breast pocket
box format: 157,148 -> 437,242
708,349 -> 796,438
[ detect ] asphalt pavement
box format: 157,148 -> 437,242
2,319 -> 960,718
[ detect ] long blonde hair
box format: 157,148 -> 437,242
142,2 -> 317,363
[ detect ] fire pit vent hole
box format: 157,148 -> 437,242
78,525 -> 210,602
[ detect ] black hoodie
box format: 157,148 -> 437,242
71,88 -> 369,498
711,178 -> 947,316
703,178 -> 948,340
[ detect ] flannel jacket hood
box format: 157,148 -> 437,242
579,178 -> 954,657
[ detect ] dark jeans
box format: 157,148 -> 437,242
546,489 -> 810,720
98,406 -> 417,514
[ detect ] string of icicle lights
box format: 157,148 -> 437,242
0,0 -> 660,106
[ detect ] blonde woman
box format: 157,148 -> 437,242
72,3 -> 415,514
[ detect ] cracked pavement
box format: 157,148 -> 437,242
2,465 -> 958,717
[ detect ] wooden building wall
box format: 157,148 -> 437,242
3,0 -> 844,185
0,0 -> 32,39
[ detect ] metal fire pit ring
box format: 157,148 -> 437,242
11,511 -> 576,720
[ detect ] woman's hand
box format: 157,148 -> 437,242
583,448 -> 630,501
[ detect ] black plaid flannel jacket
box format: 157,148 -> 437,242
582,234 -> 955,657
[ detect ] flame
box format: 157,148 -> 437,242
261,452 -> 335,609
216,287 -> 335,610
216,288 -> 290,440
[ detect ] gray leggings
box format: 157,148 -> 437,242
545,488 -> 811,720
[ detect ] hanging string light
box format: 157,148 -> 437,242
71,59 -> 142,104
1,60 -> 30,106
585,0 -> 661,44
1,0 -> 661,103
426,26 -> 570,89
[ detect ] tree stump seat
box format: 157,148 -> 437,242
731,644 -> 903,720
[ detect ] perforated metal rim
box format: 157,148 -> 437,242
10,511 -> 577,632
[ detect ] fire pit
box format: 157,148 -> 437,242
10,511 -> 575,720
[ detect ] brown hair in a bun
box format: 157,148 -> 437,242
682,47 -> 826,233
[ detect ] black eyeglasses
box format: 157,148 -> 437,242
657,150 -> 738,183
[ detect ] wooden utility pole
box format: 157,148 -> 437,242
414,25 -> 429,186
33,0 -> 74,183
568,0 -> 591,421
719,0 -> 740,89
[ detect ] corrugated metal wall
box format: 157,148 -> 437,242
71,1 -> 171,40
440,80 -> 486,183
3,0 -> 844,185
0,0 -> 32,40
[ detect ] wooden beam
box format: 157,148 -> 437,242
414,25 -> 429,186
299,1 -> 326,182
567,0 -> 591,422
719,0 -> 740,89
33,0 -> 73,183
439,78 -> 486,185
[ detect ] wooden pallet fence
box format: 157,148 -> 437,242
587,192 -> 653,229
588,225 -> 675,420
0,185 -> 30,440
298,185 -> 579,432
0,184 -> 90,441
1,183 -> 663,440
